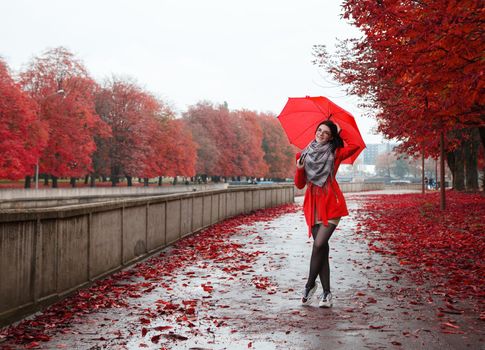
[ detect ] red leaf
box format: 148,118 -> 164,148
151,334 -> 161,344
140,318 -> 151,325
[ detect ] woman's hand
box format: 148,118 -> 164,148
296,154 -> 306,169
335,122 -> 341,133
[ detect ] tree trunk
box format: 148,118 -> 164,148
111,176 -> 118,187
90,175 -> 96,187
43,174 -> 49,186
482,167 -> 485,192
421,149 -> 425,194
70,177 -> 76,188
144,177 -> 149,187
479,126 -> 485,150
52,176 -> 58,188
462,128 -> 480,191
440,132 -> 446,210
158,176 -> 163,186
84,175 -> 89,184
450,145 -> 465,191
127,176 -> 132,186
24,176 -> 31,189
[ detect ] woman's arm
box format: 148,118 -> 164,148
336,128 -> 361,161
294,152 -> 307,189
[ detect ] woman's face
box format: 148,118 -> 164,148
315,124 -> 332,144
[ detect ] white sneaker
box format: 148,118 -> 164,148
301,284 -> 318,305
318,291 -> 333,308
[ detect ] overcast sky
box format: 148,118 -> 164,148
0,0 -> 383,143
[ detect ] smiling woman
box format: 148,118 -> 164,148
294,119 -> 361,308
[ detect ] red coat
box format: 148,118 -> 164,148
294,129 -> 361,236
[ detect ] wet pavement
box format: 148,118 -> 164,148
2,190 -> 483,349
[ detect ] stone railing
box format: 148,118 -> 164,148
0,184 -> 229,209
0,184 -> 294,326
384,183 -> 422,191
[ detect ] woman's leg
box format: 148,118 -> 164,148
306,223 -> 336,290
319,242 -> 330,292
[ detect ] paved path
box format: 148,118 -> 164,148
2,191 -> 483,349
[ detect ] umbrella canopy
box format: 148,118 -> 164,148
277,96 -> 366,164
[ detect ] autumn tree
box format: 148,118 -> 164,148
0,59 -> 47,183
94,77 -> 161,186
20,47 -> 110,187
183,103 -> 294,181
257,113 -> 295,179
142,112 -> 197,184
164,119 -> 197,178
231,109 -> 268,178
183,102 -> 238,180
314,0 -> 484,202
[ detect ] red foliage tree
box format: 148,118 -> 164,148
230,109 -> 268,178
184,103 -> 295,180
159,118 -> 197,177
94,78 -> 196,185
0,60 -> 47,180
142,111 -> 197,180
314,0 -> 484,198
94,77 -> 160,185
20,47 -> 110,185
316,0 -> 483,149
183,102 -> 238,178
257,113 -> 295,179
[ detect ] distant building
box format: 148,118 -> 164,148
362,143 -> 397,165
363,144 -> 379,165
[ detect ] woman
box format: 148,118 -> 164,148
294,120 -> 360,307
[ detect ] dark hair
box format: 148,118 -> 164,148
315,120 -> 344,149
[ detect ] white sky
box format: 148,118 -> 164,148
0,0 -> 383,143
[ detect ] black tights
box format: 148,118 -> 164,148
305,223 -> 336,292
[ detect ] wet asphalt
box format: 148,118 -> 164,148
3,190 -> 483,350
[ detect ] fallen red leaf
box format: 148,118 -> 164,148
139,318 -> 151,325
151,334 -> 161,344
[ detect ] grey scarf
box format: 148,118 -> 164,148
302,140 -> 335,187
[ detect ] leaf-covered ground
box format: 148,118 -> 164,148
353,190 -> 485,327
0,204 -> 298,349
1,192 -> 484,349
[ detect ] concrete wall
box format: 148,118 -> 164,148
0,184 -> 293,326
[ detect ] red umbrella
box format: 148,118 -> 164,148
277,96 -> 366,164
